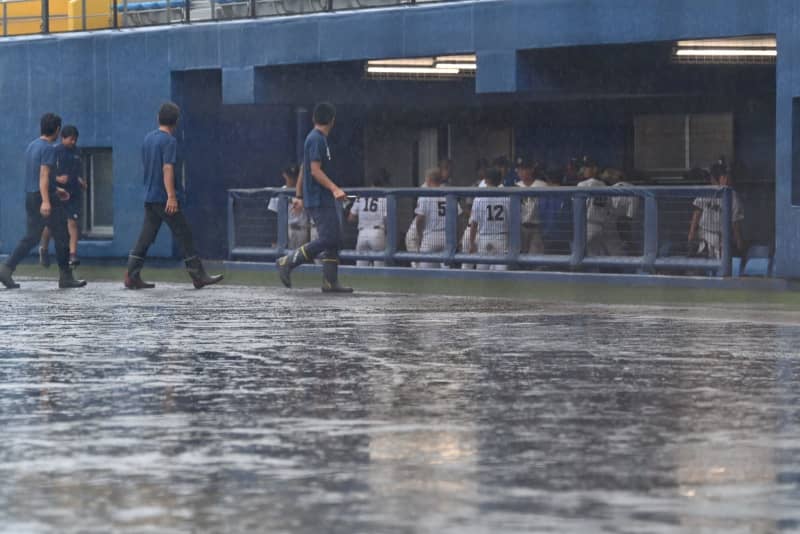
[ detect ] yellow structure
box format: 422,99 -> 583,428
0,0 -> 111,36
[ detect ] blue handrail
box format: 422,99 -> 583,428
226,185 -> 733,276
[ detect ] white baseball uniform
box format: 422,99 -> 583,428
267,186 -> 309,249
578,178 -> 623,256
414,196 -> 461,268
517,179 -> 547,254
470,195 -> 510,271
693,192 -> 744,259
350,196 -> 387,267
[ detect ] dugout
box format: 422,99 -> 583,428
174,40 -> 776,258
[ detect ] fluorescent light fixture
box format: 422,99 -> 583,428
436,63 -> 477,70
368,58 -> 435,67
436,54 -> 477,62
677,37 -> 776,48
675,48 -> 777,57
367,66 -> 460,75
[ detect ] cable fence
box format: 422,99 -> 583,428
227,185 -> 734,276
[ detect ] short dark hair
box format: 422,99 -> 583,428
61,125 -> 79,140
40,113 -> 62,137
313,102 -> 336,126
710,162 -> 728,180
282,163 -> 300,180
485,167 -> 503,186
158,102 -> 180,127
371,168 -> 391,187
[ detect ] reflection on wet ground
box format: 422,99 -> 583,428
1,281 -> 799,533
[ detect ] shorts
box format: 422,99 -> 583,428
63,194 -> 82,221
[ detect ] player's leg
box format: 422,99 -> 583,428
490,235 -> 509,271
39,227 -> 51,268
48,201 -> 86,288
125,204 -> 163,289
461,227 -> 474,270
314,207 -> 351,293
475,234 -> 490,271
66,203 -> 80,266
160,207 -> 223,289
1,193 -> 50,289
418,231 -> 442,269
355,231 -> 369,267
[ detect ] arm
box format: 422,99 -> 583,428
310,161 -> 345,201
415,214 -> 425,245
164,163 -> 178,215
39,164 -> 52,217
469,221 -> 478,253
688,208 -> 701,241
292,165 -> 304,213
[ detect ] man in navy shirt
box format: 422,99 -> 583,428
124,102 -> 223,290
0,113 -> 86,289
276,102 -> 352,293
39,125 -> 84,268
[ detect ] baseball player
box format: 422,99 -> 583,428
414,167 -> 461,269
268,163 -> 309,249
577,158 -> 622,256
468,168 -> 509,270
515,155 -> 547,255
276,102 -> 352,293
688,161 -> 745,258
40,125 -> 85,269
347,170 -> 389,267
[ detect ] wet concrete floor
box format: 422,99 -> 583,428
1,280 -> 799,533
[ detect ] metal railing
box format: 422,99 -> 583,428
0,0 -> 454,36
227,186 -> 734,276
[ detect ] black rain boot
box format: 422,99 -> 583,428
276,246 -> 309,288
58,267 -> 87,289
0,264 -> 20,289
321,259 -> 353,294
185,256 -> 223,289
124,254 -> 155,289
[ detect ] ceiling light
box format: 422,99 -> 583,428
436,63 -> 477,70
367,66 -> 460,75
675,48 -> 776,57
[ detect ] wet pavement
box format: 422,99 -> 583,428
1,280 -> 799,533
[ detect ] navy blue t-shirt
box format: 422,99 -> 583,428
54,144 -> 82,197
24,138 -> 56,194
142,129 -> 181,204
302,128 -> 334,209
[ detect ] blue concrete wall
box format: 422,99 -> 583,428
0,0 -> 793,271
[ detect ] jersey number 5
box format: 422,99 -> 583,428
437,201 -> 446,217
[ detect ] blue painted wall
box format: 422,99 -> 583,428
0,0 -> 795,273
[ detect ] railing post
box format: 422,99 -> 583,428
249,0 -> 255,17
81,0 -> 87,30
3,2 -> 8,37
385,193 -> 397,266
227,193 -> 236,259
184,0 -> 190,23
507,193 -> 521,265
445,193 -> 458,265
720,187 -> 732,277
570,193 -> 586,270
41,0 -> 50,33
276,193 -> 288,253
642,194 -> 658,273
113,0 -> 119,28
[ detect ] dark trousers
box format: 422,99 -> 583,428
131,203 -> 197,260
5,192 -> 69,270
304,206 -> 341,260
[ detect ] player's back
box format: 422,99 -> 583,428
352,196 -> 387,231
471,196 -> 510,235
